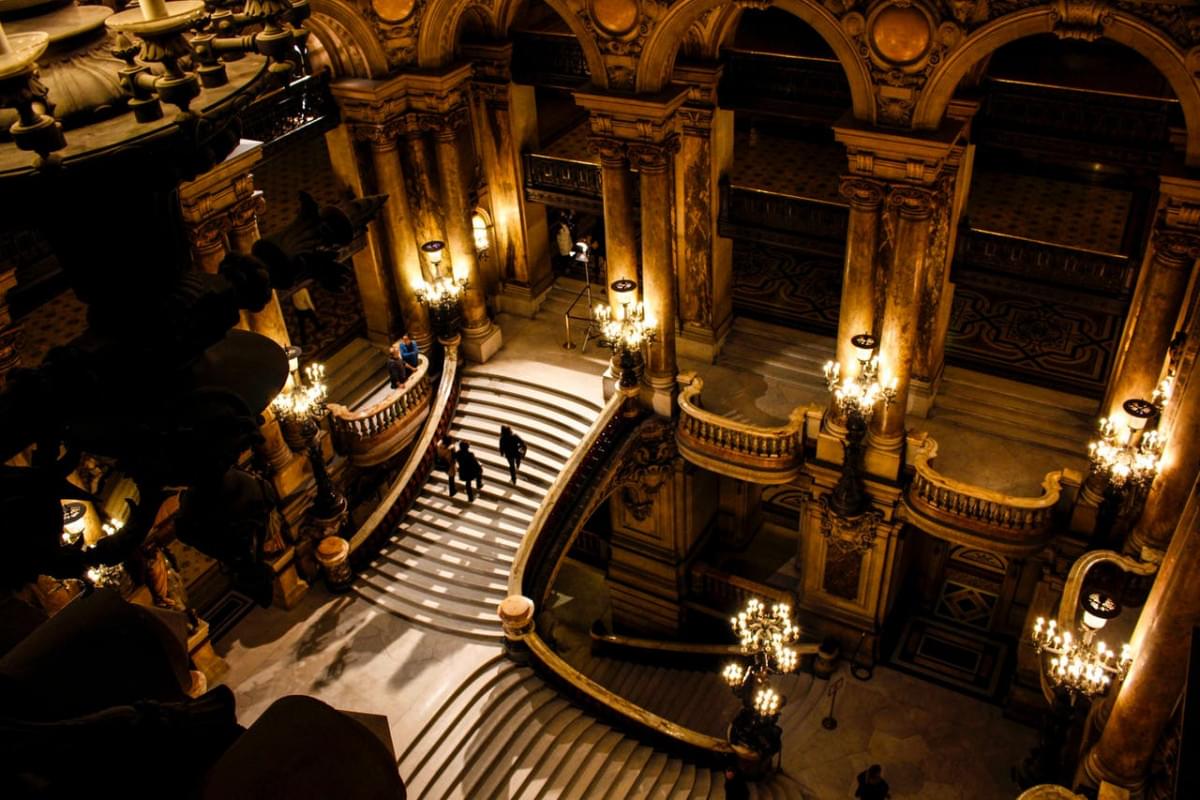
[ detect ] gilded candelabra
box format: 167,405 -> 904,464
594,279 -> 655,389
415,240 -> 467,340
823,334 -> 896,517
722,597 -> 799,763
273,358 -> 345,523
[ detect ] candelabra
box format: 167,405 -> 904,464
414,240 -> 467,340
272,359 -> 345,523
1088,398 -> 1164,493
722,597 -> 799,762
822,334 -> 896,517
1031,597 -> 1132,700
61,502 -> 87,546
594,279 -> 655,389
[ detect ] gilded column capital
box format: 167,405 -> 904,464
886,184 -> 939,219
229,191 -> 266,229
587,135 -> 628,168
1152,228 -> 1200,266
420,107 -> 471,142
189,218 -> 228,249
627,136 -> 681,173
839,177 -> 886,210
677,107 -> 714,137
353,121 -> 405,149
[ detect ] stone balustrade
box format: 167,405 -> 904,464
903,436 -> 1065,556
675,373 -> 807,484
327,355 -> 432,467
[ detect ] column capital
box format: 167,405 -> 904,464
1152,227 -> 1200,266
886,184 -> 939,219
839,176 -> 887,210
188,218 -> 229,249
627,136 -> 680,173
352,120 -> 405,147
587,135 -> 628,168
677,106 -> 714,137
229,191 -> 266,229
419,106 -> 471,142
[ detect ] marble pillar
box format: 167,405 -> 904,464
403,127 -> 449,257
428,108 -> 503,363
1104,223 -> 1200,419
323,123 -> 397,346
465,43 -> 553,317
872,185 -> 938,452
588,136 -> 639,309
367,128 -> 432,350
835,177 -> 886,370
630,137 -> 681,417
674,65 -> 733,364
1085,476 -> 1200,791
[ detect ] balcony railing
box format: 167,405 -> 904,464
676,373 -> 806,484
327,355 -> 431,467
522,153 -> 603,214
903,436 -> 1065,556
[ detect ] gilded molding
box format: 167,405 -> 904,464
626,135 -> 680,172
586,134 -> 628,166
886,183 -> 939,218
839,176 -> 887,210
614,417 -> 677,521
1050,0 -> 1114,41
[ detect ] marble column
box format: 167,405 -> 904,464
324,123 -> 396,346
428,108 -> 502,362
402,126 -> 449,257
1103,225 -> 1200,418
588,136 -> 639,309
872,185 -> 938,451
188,224 -> 228,275
1126,323 -> 1200,554
674,64 -> 733,364
367,127 -> 432,350
1085,476 -> 1200,791
227,195 -> 292,349
630,137 -> 681,417
465,43 -> 553,316
835,177 -> 886,370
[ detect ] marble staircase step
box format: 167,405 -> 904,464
324,338 -> 388,408
941,365 -> 1099,416
667,763 -> 696,799
454,408 -> 583,456
603,745 -> 655,800
646,754 -> 682,797
559,730 -> 630,799
466,696 -> 583,799
460,384 -> 597,431
510,713 -> 599,799
370,547 -> 508,593
924,407 -> 1088,457
463,370 -> 605,416
451,423 -> 571,475
935,372 -> 1096,434
355,570 -> 500,634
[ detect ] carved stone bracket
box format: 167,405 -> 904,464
614,418 -> 678,521
817,495 -> 883,554
1051,0 -> 1114,42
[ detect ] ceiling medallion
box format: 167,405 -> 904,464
867,0 -> 935,67
591,0 -> 640,37
371,0 -> 415,24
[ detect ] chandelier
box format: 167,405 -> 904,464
273,358 -> 345,523
415,240 -> 467,339
722,597 -> 798,744
594,279 -> 655,389
1031,591 -> 1133,700
1087,398 -> 1164,492
823,334 -> 897,421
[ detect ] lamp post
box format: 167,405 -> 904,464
594,278 -> 655,389
823,334 -> 896,517
273,358 -> 346,526
721,597 -> 800,771
415,240 -> 467,341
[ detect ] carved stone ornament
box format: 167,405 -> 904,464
839,176 -> 887,210
586,135 -> 628,166
1152,228 -> 1200,265
626,135 -> 680,172
817,495 -> 883,554
575,0 -> 662,89
1050,0 -> 1113,42
419,107 -> 471,141
887,183 -> 939,218
362,0 -> 424,66
615,417 -> 677,521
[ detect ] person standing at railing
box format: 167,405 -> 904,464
498,425 -> 526,485
386,342 -> 406,390
435,435 -> 457,497
454,441 -> 484,503
398,334 -> 419,378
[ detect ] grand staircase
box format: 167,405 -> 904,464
324,337 -> 390,408
354,369 -> 602,640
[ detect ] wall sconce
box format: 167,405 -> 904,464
593,278 -> 655,388
62,502 -> 87,546
472,211 -> 491,259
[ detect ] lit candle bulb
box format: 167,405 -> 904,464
140,0 -> 169,20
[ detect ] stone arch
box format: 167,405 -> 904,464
636,0 -> 875,122
420,0 -> 609,88
306,0 -> 390,79
915,8 -> 1200,166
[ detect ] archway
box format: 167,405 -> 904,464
915,8 -> 1200,166
306,0 -> 391,79
636,0 -> 874,123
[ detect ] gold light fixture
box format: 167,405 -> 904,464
415,240 -> 467,339
273,360 -> 345,523
722,597 -> 799,704
61,502 -> 87,546
471,212 -> 492,258
594,279 -> 655,389
1088,398 -> 1164,492
822,333 -> 897,421
1031,601 -> 1132,700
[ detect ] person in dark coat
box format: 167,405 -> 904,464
386,342 -> 406,390
855,764 -> 890,799
434,435 -> 457,496
398,334 -> 420,377
498,425 -> 526,484
453,441 -> 484,502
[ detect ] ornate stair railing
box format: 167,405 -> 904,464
688,562 -> 798,619
327,355 -> 431,467
901,435 -> 1065,556
508,393 -> 741,767
675,373 -> 806,484
348,344 -> 461,564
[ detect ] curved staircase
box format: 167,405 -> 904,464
354,369 -> 602,640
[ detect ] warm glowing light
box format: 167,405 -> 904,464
1088,398 -> 1163,491
472,212 -> 490,254
1031,601 -> 1133,699
273,362 -> 328,423
824,334 -> 896,421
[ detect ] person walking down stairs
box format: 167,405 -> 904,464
498,425 -> 526,485
434,435 -> 457,497
453,441 -> 483,502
